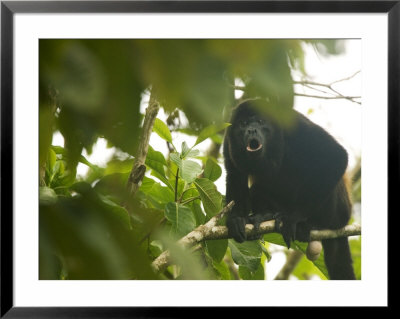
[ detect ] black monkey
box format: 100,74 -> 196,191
223,99 -> 355,280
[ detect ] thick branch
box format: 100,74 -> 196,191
126,97 -> 160,197
309,223 -> 361,241
195,220 -> 361,241
151,201 -> 361,273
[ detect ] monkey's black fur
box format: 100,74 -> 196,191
223,99 -> 355,280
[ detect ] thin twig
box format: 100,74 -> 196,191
302,83 -> 332,96
293,71 -> 361,104
294,92 -> 361,104
330,70 -> 361,85
294,71 -> 360,87
234,71 -> 361,105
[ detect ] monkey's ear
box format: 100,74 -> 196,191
288,117 -> 348,197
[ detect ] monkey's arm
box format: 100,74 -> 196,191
224,147 -> 251,243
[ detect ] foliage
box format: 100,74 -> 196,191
39,39 -> 359,280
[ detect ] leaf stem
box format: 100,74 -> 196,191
177,186 -> 197,203
180,196 -> 201,206
174,167 -> 179,202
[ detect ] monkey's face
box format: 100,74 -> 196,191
227,100 -> 285,175
231,111 -> 275,159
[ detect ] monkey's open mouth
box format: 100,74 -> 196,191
246,139 -> 263,152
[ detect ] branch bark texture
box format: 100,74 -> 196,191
151,201 -> 361,273
127,97 -> 160,197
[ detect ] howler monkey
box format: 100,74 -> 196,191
223,99 -> 355,280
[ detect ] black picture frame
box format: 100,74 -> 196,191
1,0 -> 396,316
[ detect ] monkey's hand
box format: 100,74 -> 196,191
274,213 -> 311,248
274,213 -> 295,248
227,216 -> 247,243
247,211 -> 275,231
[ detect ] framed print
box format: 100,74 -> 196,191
1,0 -> 396,316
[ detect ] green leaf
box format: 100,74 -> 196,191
169,153 -> 181,167
93,172 -> 129,202
263,233 -> 287,247
212,259 -> 231,280
171,153 -> 202,184
260,243 -> 272,262
210,134 -> 223,145
191,202 -> 206,226
350,237 -> 361,280
40,183 -> 157,279
52,160 -> 63,177
181,141 -> 191,158
293,241 -> 329,279
48,148 -> 57,172
187,149 -> 200,158
292,252 -> 326,280
181,189 -> 204,225
180,142 -> 199,159
228,240 -> 262,272
153,118 -> 172,143
205,239 -> 228,263
51,145 -> 98,169
194,178 -> 222,217
39,187 -> 58,205
149,240 -> 163,258
180,159 -> 202,183
194,123 -> 231,147
239,263 -> 265,280
98,194 -> 132,230
148,183 -> 175,205
150,170 -> 174,191
181,187 -> 199,202
146,146 -> 167,179
264,232 -> 329,279
164,202 -> 196,238
203,158 -> 222,182
139,176 -> 156,194
102,158 -> 133,176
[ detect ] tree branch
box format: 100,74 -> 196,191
294,92 -> 361,104
274,250 -> 303,280
233,71 -> 361,105
309,223 -> 361,241
126,96 -> 160,198
293,71 -> 361,104
330,70 -> 361,85
151,201 -> 361,273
